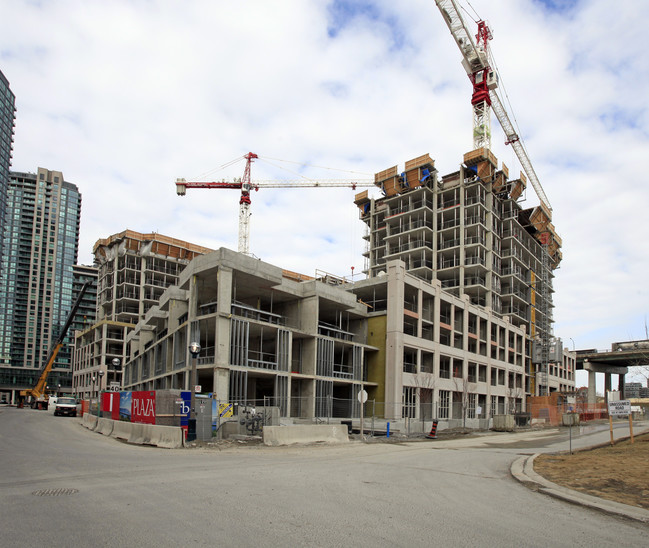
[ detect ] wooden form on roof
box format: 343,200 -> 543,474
509,172 -> 527,201
405,153 -> 434,172
464,147 -> 498,168
374,165 -> 401,197
374,154 -> 435,197
93,229 -> 212,257
493,170 -> 507,193
404,153 -> 435,191
354,189 -> 369,205
282,269 -> 314,282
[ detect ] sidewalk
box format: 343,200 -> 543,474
510,421 -> 649,524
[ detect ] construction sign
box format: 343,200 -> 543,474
218,403 -> 234,418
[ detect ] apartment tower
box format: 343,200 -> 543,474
0,169 -> 81,401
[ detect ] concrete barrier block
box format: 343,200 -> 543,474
493,414 -> 515,431
112,420 -> 132,441
129,423 -> 146,445
263,424 -> 349,446
149,424 -> 183,449
97,418 -> 114,436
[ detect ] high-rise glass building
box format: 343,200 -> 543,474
0,168 -> 82,402
0,70 -> 16,251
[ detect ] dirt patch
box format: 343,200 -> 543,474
534,432 -> 649,510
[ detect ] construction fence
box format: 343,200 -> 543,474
232,396 -> 525,432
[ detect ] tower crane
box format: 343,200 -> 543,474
434,1 -> 561,396
176,152 -> 374,255
434,0 -> 552,216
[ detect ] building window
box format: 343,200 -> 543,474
467,393 -> 476,419
402,386 -> 416,418
439,390 -> 450,419
440,356 -> 450,379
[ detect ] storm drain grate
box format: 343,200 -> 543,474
32,488 -> 79,497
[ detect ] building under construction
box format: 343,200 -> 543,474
72,230 -> 211,398
355,149 -> 569,396
121,147 -> 575,429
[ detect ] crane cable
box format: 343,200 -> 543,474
190,155 -> 247,181
259,156 -> 373,177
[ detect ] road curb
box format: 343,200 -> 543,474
511,454 -> 649,523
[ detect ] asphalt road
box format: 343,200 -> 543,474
1,406 -> 647,547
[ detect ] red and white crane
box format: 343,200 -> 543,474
434,0 -> 552,216
176,152 -> 374,255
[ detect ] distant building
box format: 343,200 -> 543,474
0,169 -> 81,402
624,382 -> 643,399
71,264 -> 98,335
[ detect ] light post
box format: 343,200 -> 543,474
188,342 -> 201,442
91,376 -> 97,416
112,358 -> 121,390
96,370 -> 104,419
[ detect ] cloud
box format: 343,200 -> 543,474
1,0 -> 648,361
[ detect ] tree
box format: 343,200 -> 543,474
453,376 -> 476,428
412,372 -> 437,425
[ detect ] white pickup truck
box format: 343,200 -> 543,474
53,397 -> 78,417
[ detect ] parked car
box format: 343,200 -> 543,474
54,397 -> 78,417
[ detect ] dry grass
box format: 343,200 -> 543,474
534,432 -> 649,509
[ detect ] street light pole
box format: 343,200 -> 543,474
98,370 -> 105,418
188,342 -> 201,442
112,358 -> 121,390
91,375 -> 96,416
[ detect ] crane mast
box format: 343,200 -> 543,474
434,0 -> 552,215
434,1 -> 561,396
176,153 -> 373,255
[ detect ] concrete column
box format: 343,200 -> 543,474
588,370 -> 597,405
604,373 -> 611,403
213,367 -> 229,402
619,373 -> 626,399
385,261 -> 406,421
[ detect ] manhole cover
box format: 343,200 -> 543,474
32,488 -> 79,497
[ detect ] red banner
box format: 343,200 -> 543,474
131,391 -> 156,424
101,392 -> 120,420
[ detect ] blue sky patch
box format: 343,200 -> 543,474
532,0 -> 580,14
326,0 -> 406,51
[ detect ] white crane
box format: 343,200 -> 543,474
434,0 -> 552,217
176,152 -> 374,255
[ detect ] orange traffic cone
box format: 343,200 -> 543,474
427,420 -> 439,439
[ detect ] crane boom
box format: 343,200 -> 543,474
176,152 -> 374,255
20,280 -> 93,406
490,91 -> 552,212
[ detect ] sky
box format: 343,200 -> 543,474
1,0 -> 648,385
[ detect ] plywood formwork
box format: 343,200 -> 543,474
374,165 -> 402,197
404,153 -> 434,172
93,229 -> 212,259
509,172 -> 527,201
529,203 -> 552,233
354,189 -> 369,205
463,147 -> 498,168
493,170 -> 507,193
